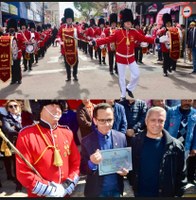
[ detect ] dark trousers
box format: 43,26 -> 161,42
23,52 -> 33,70
64,56 -> 78,79
108,51 -> 117,73
163,52 -> 177,74
187,156 -> 196,183
88,45 -> 93,59
135,47 -> 143,62
11,59 -> 21,83
158,49 -> 163,61
98,47 -> 102,63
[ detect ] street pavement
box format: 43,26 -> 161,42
0,157 -> 134,197
0,45 -> 195,99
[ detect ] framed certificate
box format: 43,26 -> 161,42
98,147 -> 132,176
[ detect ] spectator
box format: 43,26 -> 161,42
131,106 -> 187,197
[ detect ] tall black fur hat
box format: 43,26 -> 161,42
64,8 -> 74,21
38,100 -> 66,112
162,13 -> 172,26
90,18 -> 96,26
119,8 -> 134,24
37,25 -> 42,32
109,13 -> 117,25
18,18 -> 27,29
7,18 -> 17,31
29,22 -> 36,29
98,18 -> 105,27
133,19 -> 140,27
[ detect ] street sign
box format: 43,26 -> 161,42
182,6 -> 192,18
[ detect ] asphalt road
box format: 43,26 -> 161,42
0,45 -> 195,99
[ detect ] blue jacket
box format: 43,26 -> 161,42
112,102 -> 127,134
164,105 -> 196,151
80,129 -> 127,197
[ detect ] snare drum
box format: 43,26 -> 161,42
26,44 -> 35,54
140,42 -> 148,54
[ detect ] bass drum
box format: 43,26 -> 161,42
11,36 -> 18,60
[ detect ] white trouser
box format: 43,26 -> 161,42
117,61 -> 140,98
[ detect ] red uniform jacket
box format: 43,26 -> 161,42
85,26 -> 97,41
96,28 -> 155,64
104,27 -> 118,52
20,30 -> 31,52
16,122 -> 81,197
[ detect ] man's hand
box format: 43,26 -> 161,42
90,149 -> 102,164
89,39 -> 96,46
116,168 -> 129,176
126,129 -> 135,137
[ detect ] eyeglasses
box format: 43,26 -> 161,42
8,105 -> 18,109
96,118 -> 113,124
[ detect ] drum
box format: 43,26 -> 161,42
26,44 -> 35,54
11,36 -> 18,60
140,42 -> 148,54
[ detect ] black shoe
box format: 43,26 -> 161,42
0,181 -> 2,188
99,61 -> 101,65
120,97 -> 126,102
17,80 -> 22,84
10,81 -> 16,85
110,71 -> 114,75
126,88 -> 134,98
73,76 -> 78,81
163,73 -> 168,77
15,185 -> 22,192
65,78 -> 71,82
23,69 -> 27,72
168,68 -> 172,73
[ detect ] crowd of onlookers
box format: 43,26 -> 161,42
0,99 -> 195,195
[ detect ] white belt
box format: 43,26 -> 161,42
116,52 -> 134,58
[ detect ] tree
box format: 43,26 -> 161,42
73,2 -> 108,22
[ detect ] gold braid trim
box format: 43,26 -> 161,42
34,124 -> 63,167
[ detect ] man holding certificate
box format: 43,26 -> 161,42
80,103 -> 129,197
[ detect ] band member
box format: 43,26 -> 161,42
19,18 -> 31,72
90,9 -> 156,100
158,13 -> 181,76
86,18 -> 97,60
58,8 -> 80,82
29,22 -> 40,64
16,100 -> 81,197
5,18 -> 25,84
104,13 -> 118,75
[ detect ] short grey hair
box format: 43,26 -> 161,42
146,106 -> 166,120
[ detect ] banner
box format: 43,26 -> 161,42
0,36 -> 11,82
169,27 -> 180,60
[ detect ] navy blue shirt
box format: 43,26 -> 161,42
138,136 -> 165,197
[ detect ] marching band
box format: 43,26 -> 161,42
0,7 -> 183,99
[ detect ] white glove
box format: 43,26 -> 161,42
47,182 -> 67,197
159,35 -> 169,43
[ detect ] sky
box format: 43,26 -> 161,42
59,2 -> 80,20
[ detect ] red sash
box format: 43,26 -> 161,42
169,27 -> 180,60
62,26 -> 77,67
0,36 -> 11,82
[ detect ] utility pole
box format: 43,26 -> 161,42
0,2 -> 2,26
42,2 -> 45,24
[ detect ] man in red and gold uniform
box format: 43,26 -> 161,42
94,17 -> 107,65
158,13 -> 181,77
16,100 -> 81,197
104,13 -> 118,75
85,18 -> 97,60
5,18 -> 26,84
90,9 -> 156,100
18,18 -> 31,72
58,8 -> 80,81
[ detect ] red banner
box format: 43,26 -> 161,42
0,36 -> 11,82
62,27 -> 77,67
169,27 -> 180,60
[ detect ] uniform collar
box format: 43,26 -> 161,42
39,119 -> 58,130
